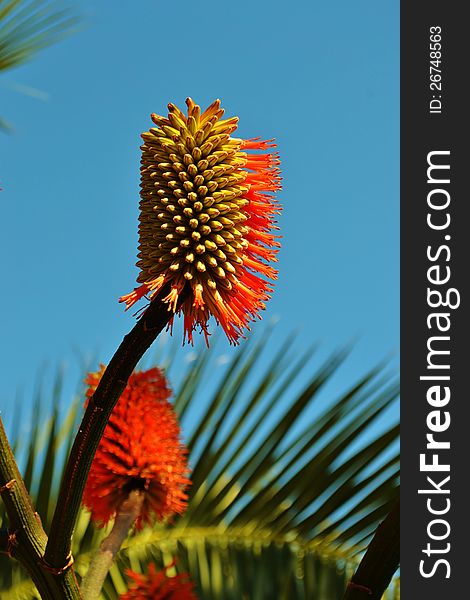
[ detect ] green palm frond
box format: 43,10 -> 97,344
0,0 -> 77,72
0,0 -> 78,131
0,115 -> 13,131
0,331 -> 399,599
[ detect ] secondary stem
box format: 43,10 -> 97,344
0,418 -> 81,599
44,285 -> 187,572
342,498 -> 400,600
80,490 -> 144,600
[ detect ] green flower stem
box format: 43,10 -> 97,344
0,418 -> 81,599
80,490 -> 144,600
44,284 -> 188,572
342,498 -> 400,600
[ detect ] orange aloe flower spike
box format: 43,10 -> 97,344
82,367 -> 190,529
120,562 -> 197,599
120,98 -> 281,345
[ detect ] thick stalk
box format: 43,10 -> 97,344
342,498 -> 400,600
45,285 -> 186,571
80,490 -> 144,599
0,418 -> 81,599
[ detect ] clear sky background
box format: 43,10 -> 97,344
0,1 -> 399,422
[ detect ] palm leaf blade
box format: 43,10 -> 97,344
0,332 -> 399,599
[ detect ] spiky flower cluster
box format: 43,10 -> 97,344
120,563 -> 197,600
82,367 -> 190,529
120,98 -> 281,344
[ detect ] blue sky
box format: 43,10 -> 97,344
0,1 -> 399,422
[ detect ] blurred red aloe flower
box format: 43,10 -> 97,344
120,563 -> 197,600
82,367 -> 190,529
120,97 -> 281,345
